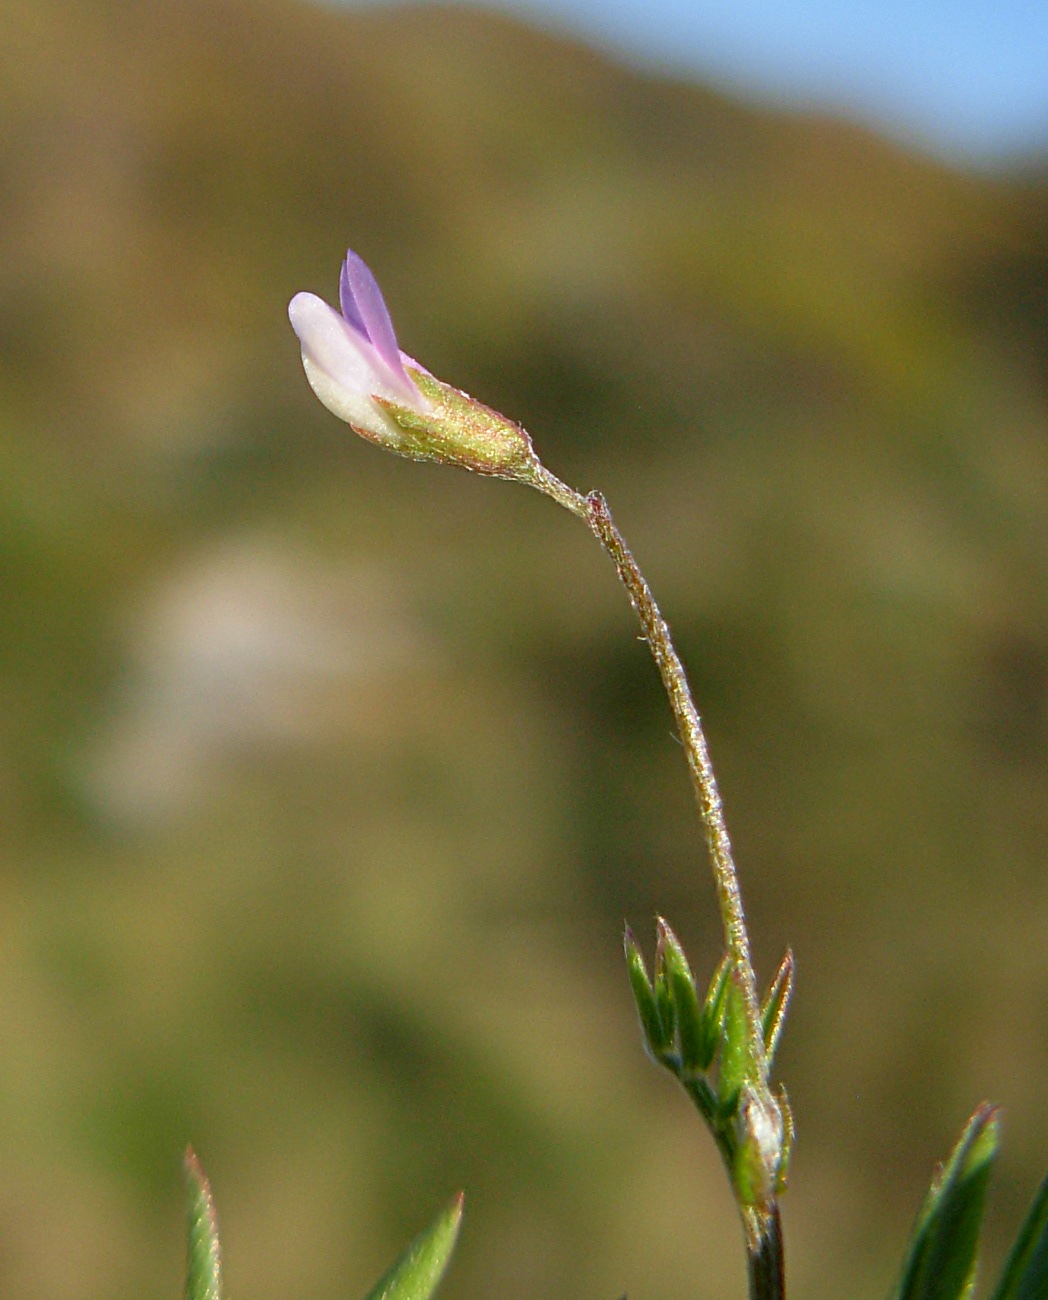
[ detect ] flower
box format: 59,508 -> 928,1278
289,251 -> 542,482
288,250 -> 429,449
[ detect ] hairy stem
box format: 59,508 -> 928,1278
533,467 -> 766,1069
532,466 -> 783,1276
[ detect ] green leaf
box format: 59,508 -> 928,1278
656,919 -> 705,1073
698,953 -> 732,1072
652,927 -> 678,1055
890,1104 -> 1000,1300
716,968 -> 753,1116
362,1193 -> 464,1300
989,1168 -> 1048,1300
760,950 -> 794,1067
624,927 -> 670,1059
183,1148 -> 222,1300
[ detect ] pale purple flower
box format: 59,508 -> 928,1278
290,251 -> 542,481
288,250 -> 429,448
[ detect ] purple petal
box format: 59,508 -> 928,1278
339,251 -> 411,386
338,255 -> 367,337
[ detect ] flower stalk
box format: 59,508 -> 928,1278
532,467 -> 767,1073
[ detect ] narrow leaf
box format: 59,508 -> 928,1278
184,1148 -> 222,1300
891,1104 -> 1000,1300
760,950 -> 794,1067
362,1193 -> 464,1300
698,953 -> 732,1072
716,967 -> 753,1116
652,926 -> 677,1054
656,919 -> 704,1073
624,928 -> 670,1059
989,1168 -> 1048,1300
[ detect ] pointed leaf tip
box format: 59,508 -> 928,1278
891,1104 -> 1001,1300
656,924 -> 704,1074
625,930 -> 674,1061
760,949 -> 794,1067
362,1193 -> 464,1300
698,953 -> 733,1070
183,1148 -> 223,1300
651,926 -> 678,1053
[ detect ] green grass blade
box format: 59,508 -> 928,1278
989,1169 -> 1048,1300
183,1148 -> 223,1300
362,1193 -> 464,1300
890,1104 -> 1000,1300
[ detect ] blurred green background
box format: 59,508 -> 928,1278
1,1 -> 1047,1297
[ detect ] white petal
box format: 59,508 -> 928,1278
289,292 -> 407,442
289,293 -> 424,405
300,353 -> 406,444
289,293 -> 374,389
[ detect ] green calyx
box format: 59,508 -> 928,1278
375,369 -> 543,481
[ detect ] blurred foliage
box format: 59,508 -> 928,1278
0,1 -> 1047,1298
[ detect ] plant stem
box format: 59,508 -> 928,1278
748,1208 -> 785,1300
532,466 -> 784,1286
533,468 -> 766,1070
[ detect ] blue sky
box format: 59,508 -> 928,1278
340,0 -> 1048,166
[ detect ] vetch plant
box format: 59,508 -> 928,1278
177,249 -> 1048,1300
292,251 -> 792,1281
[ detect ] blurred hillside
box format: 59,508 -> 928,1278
1,2 -> 1048,1298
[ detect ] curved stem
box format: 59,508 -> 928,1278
585,492 -> 762,1031
533,467 -> 765,1069
531,465 -> 784,1270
